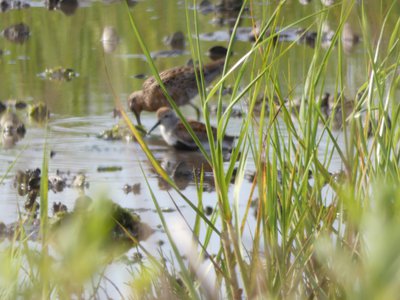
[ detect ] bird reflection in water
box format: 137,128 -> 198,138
149,149 -> 216,192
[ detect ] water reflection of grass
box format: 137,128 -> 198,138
1,0 -> 400,298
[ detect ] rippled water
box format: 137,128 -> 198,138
0,0 -> 399,296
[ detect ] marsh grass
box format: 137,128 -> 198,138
1,0 -> 400,299
123,0 -> 400,298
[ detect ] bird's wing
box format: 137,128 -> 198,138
174,121 -> 219,148
173,121 -> 198,149
201,59 -> 225,85
142,66 -> 190,92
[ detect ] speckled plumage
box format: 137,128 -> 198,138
128,59 -> 225,125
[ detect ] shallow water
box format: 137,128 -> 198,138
1,0 -> 399,297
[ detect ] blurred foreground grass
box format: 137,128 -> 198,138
1,0 -> 400,298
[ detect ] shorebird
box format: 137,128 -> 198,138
319,92 -> 354,129
148,107 -> 235,151
128,59 -> 225,126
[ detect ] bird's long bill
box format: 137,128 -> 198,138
147,120 -> 161,135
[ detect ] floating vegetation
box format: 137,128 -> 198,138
13,168 -> 41,215
14,168 -> 41,196
52,201 -> 68,216
160,207 -> 175,213
97,165 -> 123,172
51,198 -> 154,249
0,198 -> 154,251
24,190 -> 40,213
14,168 -> 89,198
48,175 -> 67,193
132,73 -> 147,79
97,123 -> 136,141
28,102 -> 50,122
71,173 -> 88,189
39,67 -> 78,81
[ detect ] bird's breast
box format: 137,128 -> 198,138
160,125 -> 178,146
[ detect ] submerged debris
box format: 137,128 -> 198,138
130,252 -> 143,264
132,183 -> 141,194
1,23 -> 30,44
52,202 -> 68,216
14,168 -> 90,198
122,184 -> 131,194
14,168 -> 41,196
123,183 -> 141,195
49,175 -> 67,193
24,190 -> 40,213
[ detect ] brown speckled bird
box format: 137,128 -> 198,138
128,59 -> 225,126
